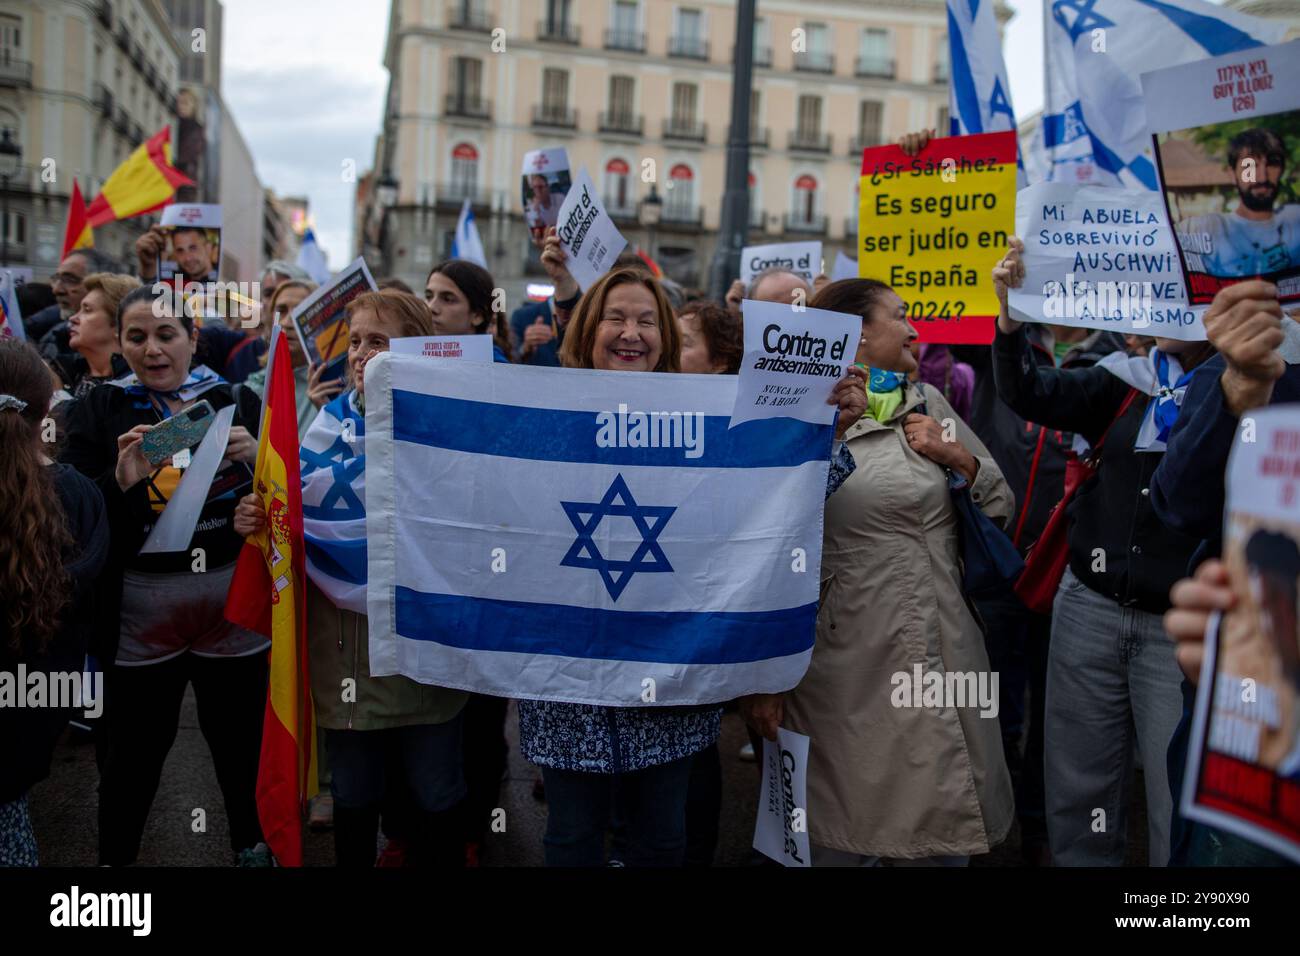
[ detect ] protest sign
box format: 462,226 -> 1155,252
390,334 -> 494,363
364,355 -> 832,706
739,241 -> 822,286
830,251 -> 858,282
290,256 -> 376,383
1010,182 -> 1205,340
158,203 -> 221,286
753,728 -> 811,868
555,168 -> 628,291
731,299 -> 859,429
1182,405 -> 1300,864
1142,40 -> 1300,306
858,131 -> 1016,345
521,147 -> 571,242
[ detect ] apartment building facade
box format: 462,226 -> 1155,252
0,0 -> 182,272
363,0 -> 956,293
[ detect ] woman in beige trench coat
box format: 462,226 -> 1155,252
743,278 -> 1016,864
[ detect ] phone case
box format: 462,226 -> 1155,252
141,400 -> 216,466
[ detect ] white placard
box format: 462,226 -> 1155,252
740,241 -> 822,285
390,334 -> 494,363
1009,182 -> 1205,339
555,167 -> 628,291
730,299 -> 858,429
830,251 -> 858,282
753,728 -> 811,868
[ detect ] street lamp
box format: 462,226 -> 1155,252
375,172 -> 398,275
639,183 -> 662,264
0,129 -> 22,268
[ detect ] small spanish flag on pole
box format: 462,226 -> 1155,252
61,180 -> 94,259
86,126 -> 194,227
225,324 -> 316,866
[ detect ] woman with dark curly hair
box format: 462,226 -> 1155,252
676,300 -> 743,375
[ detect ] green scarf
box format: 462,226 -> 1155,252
864,386 -> 903,423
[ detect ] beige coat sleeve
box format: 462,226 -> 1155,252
918,383 -> 1015,530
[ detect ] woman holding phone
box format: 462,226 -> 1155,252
61,285 -> 268,867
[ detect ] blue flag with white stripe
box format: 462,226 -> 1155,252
451,198 -> 487,268
300,391 -> 369,614
1043,0 -> 1283,189
947,0 -> 1018,139
363,355 -> 831,706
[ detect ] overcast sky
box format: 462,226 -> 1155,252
214,0 -> 1070,272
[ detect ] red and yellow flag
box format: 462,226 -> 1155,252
225,326 -> 316,866
86,126 -> 195,227
61,180 -> 93,259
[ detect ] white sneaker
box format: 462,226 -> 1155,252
738,742 -> 756,762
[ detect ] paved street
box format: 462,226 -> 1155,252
31,692 -> 1145,867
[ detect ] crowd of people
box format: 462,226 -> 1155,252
1,129 -> 1296,869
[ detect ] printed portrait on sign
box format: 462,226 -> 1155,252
1154,113 -> 1300,304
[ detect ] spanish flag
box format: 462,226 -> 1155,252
61,180 -> 93,259
225,325 -> 317,866
86,126 -> 194,227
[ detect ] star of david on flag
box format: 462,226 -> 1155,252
560,474 -> 675,601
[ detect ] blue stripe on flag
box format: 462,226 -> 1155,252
390,390 -> 834,468
306,535 -> 368,585
394,587 -> 817,664
947,5 -> 984,135
1132,0 -> 1266,55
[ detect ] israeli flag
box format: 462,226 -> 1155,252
451,199 -> 488,269
296,227 -> 332,284
1043,0 -> 1283,189
364,354 -> 831,707
300,391 -> 368,613
947,0 -> 1017,138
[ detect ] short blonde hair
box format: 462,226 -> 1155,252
82,273 -> 142,328
345,289 -> 434,339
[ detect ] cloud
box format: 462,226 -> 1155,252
220,0 -> 387,270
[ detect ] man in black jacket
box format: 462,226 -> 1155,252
953,324 -> 1124,864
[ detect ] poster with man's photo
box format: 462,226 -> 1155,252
521,147 -> 571,242
1182,405 -> 1300,864
1142,40 -> 1300,305
157,202 -> 222,288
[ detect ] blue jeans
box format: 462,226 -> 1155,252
324,717 -> 466,814
1045,566 -> 1184,865
541,754 -> 695,866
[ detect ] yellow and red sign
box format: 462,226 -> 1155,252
858,131 -> 1017,345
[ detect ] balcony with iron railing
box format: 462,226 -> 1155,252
0,58 -> 33,88
747,126 -> 770,149
447,5 -> 493,32
436,182 -> 492,208
598,111 -> 643,136
849,133 -> 884,157
605,197 -> 638,222
604,29 -> 646,52
660,204 -> 704,227
784,212 -> 828,234
732,44 -> 773,67
788,129 -> 832,153
663,117 -> 707,142
444,92 -> 491,120
668,35 -> 709,60
793,50 -> 835,74
95,83 -> 114,117
856,56 -> 895,79
532,104 -> 578,129
537,19 -> 580,43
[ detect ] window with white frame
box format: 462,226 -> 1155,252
604,157 -> 631,213
450,142 -> 479,199
666,163 -> 694,219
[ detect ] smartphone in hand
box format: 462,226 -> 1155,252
140,400 -> 216,467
